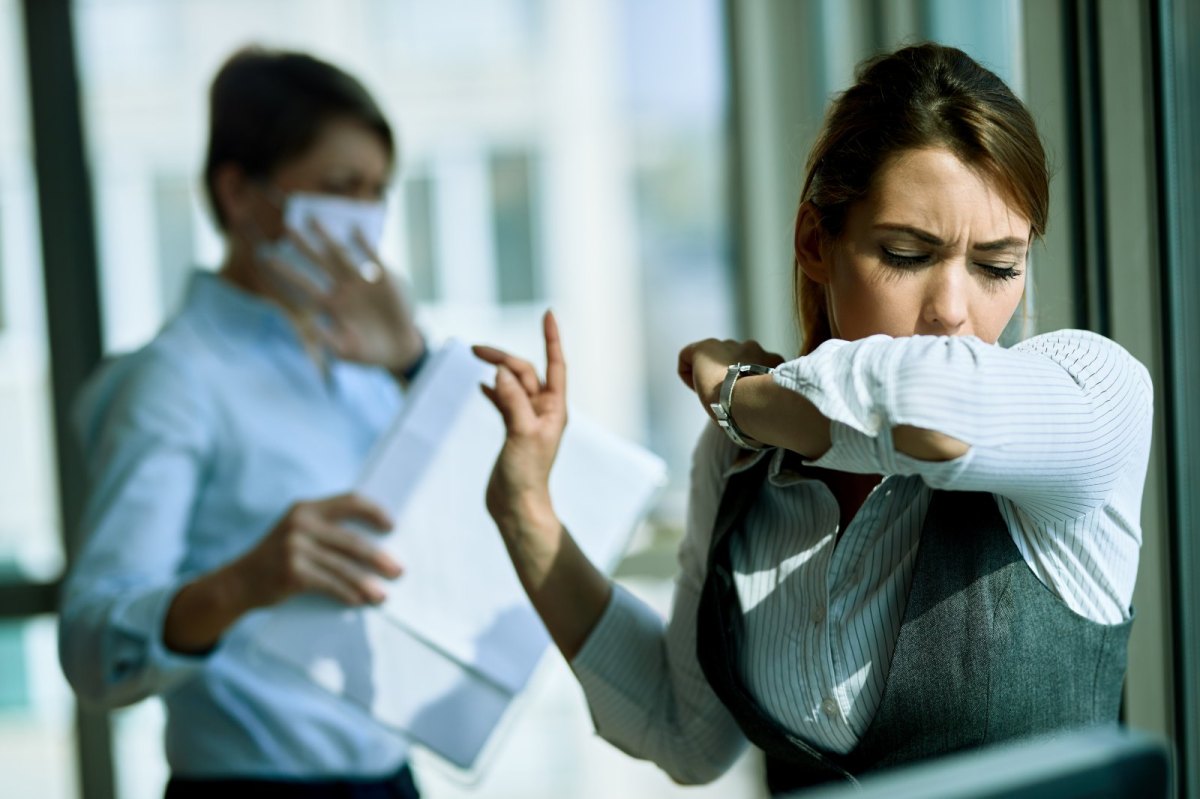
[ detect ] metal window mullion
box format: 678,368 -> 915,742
1064,0 -> 1111,336
19,1 -> 112,799
1153,0 -> 1200,796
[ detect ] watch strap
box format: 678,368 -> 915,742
710,363 -> 773,450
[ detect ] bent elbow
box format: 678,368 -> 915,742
654,730 -> 746,786
58,608 -> 147,711
892,424 -> 969,462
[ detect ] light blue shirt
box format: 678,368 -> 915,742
59,271 -> 409,778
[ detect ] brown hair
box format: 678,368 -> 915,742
795,42 -> 1048,353
203,47 -> 395,230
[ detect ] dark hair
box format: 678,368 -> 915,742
795,43 -> 1048,353
203,47 -> 395,230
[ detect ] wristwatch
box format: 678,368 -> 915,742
710,363 -> 773,450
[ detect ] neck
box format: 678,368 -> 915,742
826,470 -> 883,533
218,238 -> 326,364
218,237 -> 271,296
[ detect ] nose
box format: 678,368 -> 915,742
919,263 -> 969,335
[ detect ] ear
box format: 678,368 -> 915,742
794,201 -> 832,285
212,163 -> 254,232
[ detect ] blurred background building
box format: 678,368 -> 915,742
0,0 -> 1197,797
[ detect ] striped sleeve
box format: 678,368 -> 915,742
570,423 -> 747,784
772,330 -> 1154,525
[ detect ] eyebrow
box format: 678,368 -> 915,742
874,224 -> 1027,252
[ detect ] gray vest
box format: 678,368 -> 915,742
696,458 -> 1132,795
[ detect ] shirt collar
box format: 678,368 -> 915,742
184,269 -> 298,352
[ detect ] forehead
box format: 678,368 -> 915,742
860,147 -> 1030,242
279,118 -> 392,179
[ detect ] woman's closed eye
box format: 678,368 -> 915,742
880,246 -> 930,267
880,246 -> 1023,281
975,262 -> 1023,281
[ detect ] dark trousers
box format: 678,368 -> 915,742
164,764 -> 419,799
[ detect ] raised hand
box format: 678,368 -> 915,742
473,310 -> 568,532
472,311 -> 612,660
263,222 -> 425,375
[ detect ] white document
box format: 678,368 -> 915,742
252,339 -> 667,771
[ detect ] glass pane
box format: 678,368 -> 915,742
72,0 -> 747,796
490,149 -> 541,305
0,0 -> 65,583
0,617 -> 80,799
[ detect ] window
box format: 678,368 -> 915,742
69,0 -> 746,795
403,173 -> 440,303
490,149 -> 542,305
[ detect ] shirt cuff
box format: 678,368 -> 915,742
805,419 -> 896,475
570,583 -> 666,751
772,336 -> 894,438
806,418 -> 976,483
109,580 -> 211,694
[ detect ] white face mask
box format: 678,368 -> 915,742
257,191 -> 387,290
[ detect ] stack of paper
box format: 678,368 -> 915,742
251,340 -> 667,772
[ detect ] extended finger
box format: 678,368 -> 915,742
470,346 -> 541,396
284,227 -> 344,284
304,220 -> 360,282
259,255 -> 332,313
311,522 -> 402,578
316,493 -> 394,532
351,229 -> 389,283
543,311 -> 567,398
301,549 -> 386,604
311,321 -> 350,360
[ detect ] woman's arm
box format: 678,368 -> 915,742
60,353 -> 403,706
474,312 -> 610,660
60,353 -> 218,707
678,337 -> 968,463
679,331 -> 1152,523
477,314 -> 747,783
731,373 -> 967,461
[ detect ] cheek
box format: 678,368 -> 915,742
248,199 -> 285,241
828,258 -> 922,338
977,281 -> 1026,341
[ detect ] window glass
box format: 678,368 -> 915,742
0,0 -> 64,584
0,2 -> 79,796
490,149 -> 542,305
72,0 -> 747,795
0,618 -> 79,799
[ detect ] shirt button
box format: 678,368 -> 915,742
821,698 -> 840,718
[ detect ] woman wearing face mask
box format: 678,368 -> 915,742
59,48 -> 423,798
475,43 -> 1153,794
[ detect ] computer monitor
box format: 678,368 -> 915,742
790,726 -> 1170,799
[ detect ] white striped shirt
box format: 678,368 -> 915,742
570,330 -> 1153,784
